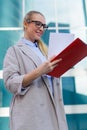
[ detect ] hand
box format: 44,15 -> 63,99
37,57 -> 62,75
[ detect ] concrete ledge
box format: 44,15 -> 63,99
0,105 -> 87,117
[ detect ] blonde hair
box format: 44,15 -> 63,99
23,11 -> 48,57
38,39 -> 48,57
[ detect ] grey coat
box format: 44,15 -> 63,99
3,41 -> 68,130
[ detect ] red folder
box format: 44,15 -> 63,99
47,38 -> 87,77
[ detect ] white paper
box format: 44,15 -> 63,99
48,33 -> 74,58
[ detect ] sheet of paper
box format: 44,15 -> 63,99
48,32 -> 74,58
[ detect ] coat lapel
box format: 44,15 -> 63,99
41,76 -> 56,103
17,41 -> 43,67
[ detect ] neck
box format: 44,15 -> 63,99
24,34 -> 35,43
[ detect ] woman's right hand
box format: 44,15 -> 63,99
37,57 -> 62,75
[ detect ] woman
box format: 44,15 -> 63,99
3,10 -> 68,130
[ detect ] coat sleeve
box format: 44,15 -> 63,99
3,46 -> 29,95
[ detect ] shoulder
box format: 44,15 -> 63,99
4,44 -> 19,61
6,41 -> 22,54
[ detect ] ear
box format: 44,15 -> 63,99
23,21 -> 28,29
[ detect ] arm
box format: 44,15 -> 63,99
22,58 -> 61,87
3,47 -> 61,94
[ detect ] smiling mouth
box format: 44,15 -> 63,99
36,32 -> 42,37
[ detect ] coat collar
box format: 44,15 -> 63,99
16,41 -> 43,67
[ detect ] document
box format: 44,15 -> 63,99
48,32 -> 74,58
47,33 -> 87,77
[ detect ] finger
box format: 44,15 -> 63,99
52,58 -> 62,65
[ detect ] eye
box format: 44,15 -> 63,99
35,21 -> 41,26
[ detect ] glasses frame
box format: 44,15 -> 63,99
26,19 -> 48,30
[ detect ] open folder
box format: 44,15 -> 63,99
47,38 -> 87,77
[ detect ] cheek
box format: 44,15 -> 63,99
27,28 -> 34,35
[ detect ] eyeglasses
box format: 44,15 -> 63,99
26,20 -> 48,30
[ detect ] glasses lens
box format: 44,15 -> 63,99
35,21 -> 42,27
33,21 -> 48,29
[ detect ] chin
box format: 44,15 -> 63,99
35,36 -> 41,41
